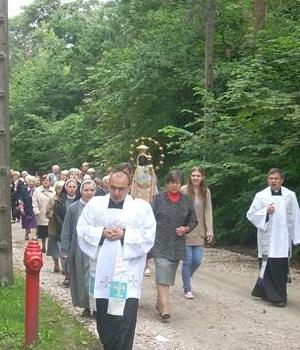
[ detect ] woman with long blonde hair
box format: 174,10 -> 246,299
181,166 -> 214,299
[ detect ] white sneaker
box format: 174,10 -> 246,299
184,291 -> 194,299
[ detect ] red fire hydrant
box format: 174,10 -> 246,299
24,240 -> 43,347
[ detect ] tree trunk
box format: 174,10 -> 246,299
0,0 -> 13,285
204,0 -> 215,92
254,0 -> 266,31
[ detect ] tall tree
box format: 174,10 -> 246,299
254,0 -> 266,31
204,0 -> 216,92
0,0 -> 13,285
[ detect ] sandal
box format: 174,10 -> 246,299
156,304 -> 170,321
160,313 -> 171,322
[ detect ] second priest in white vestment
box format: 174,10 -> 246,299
247,168 -> 300,306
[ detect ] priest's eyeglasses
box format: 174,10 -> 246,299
109,185 -> 128,193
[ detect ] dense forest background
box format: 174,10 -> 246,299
9,0 -> 300,246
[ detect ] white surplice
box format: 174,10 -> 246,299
247,186 -> 300,258
77,194 -> 156,299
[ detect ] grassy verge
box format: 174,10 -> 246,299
0,275 -> 100,349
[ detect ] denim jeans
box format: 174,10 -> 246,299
181,245 -> 204,293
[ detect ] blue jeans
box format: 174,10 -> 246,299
181,245 -> 204,293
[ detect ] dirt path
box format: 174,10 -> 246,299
12,223 -> 300,350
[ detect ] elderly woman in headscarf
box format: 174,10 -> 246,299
53,178 -> 79,285
68,168 -> 81,197
61,179 -> 97,317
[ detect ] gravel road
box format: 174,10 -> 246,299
12,223 -> 300,350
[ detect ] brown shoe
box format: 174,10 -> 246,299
54,266 -> 60,273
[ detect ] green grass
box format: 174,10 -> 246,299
0,275 -> 100,349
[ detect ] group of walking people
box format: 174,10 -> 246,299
10,161 -> 300,350
76,165 -> 215,349
10,164 -> 102,315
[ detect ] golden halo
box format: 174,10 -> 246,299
129,137 -> 165,170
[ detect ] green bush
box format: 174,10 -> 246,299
0,275 -> 99,350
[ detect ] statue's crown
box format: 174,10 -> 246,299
136,144 -> 149,154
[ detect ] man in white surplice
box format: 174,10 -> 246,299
77,170 -> 156,350
247,168 -> 300,307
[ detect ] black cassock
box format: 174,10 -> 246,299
252,257 -> 289,304
96,298 -> 138,350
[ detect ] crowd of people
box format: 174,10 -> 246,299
9,161 -> 300,350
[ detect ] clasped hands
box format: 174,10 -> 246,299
267,203 -> 275,215
176,226 -> 189,237
103,226 -> 125,241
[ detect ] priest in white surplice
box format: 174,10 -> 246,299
247,168 -> 300,307
77,170 -> 156,350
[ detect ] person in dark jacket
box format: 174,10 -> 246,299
53,179 -> 78,286
46,180 -> 65,273
152,170 -> 197,322
94,176 -> 107,196
19,175 -> 37,240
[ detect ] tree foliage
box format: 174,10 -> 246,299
9,0 -> 300,245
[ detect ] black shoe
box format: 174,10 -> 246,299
273,301 -> 286,307
81,308 -> 91,317
63,278 -> 70,287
